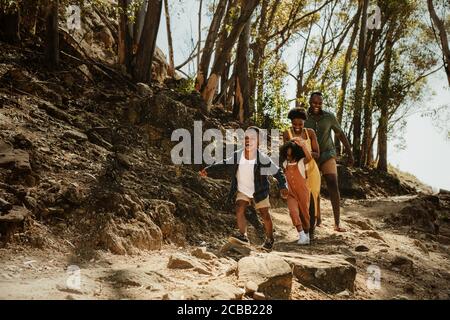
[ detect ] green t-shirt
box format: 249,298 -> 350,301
304,109 -> 343,165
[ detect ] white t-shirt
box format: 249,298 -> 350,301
236,152 -> 256,198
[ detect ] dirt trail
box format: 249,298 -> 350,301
1,195 -> 449,300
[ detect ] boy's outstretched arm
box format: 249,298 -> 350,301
199,154 -> 234,177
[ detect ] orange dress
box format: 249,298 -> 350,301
287,128 -> 321,223
284,160 -> 311,232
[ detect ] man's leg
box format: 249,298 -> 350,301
309,193 -> 316,239
323,173 -> 345,231
321,158 -> 345,232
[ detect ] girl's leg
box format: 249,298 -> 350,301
287,197 -> 303,232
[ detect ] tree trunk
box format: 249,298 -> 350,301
249,0 -> 269,116
233,19 -> 251,123
295,20 -> 313,106
0,3 -> 20,43
351,0 -> 369,167
163,0 -> 175,78
335,5 -> 361,155
219,59 -> 231,107
20,0 -> 39,36
195,0 -> 228,91
197,0 -> 203,75
45,0 -> 59,69
427,0 -> 450,87
201,0 -> 260,108
377,29 -> 394,172
361,30 -> 379,167
133,0 -> 147,47
118,0 -> 133,71
133,0 -> 163,83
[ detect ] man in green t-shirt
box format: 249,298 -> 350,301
304,92 -> 354,232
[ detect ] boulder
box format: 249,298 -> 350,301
275,252 -> 356,294
237,254 -> 293,300
63,130 -> 88,142
163,281 -> 244,300
0,140 -> 31,172
167,253 -> 212,275
0,205 -> 30,223
191,247 -> 217,260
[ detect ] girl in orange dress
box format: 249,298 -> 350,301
281,140 -> 313,245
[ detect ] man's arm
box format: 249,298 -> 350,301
335,131 -> 354,166
331,115 -> 354,165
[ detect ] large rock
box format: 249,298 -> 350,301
0,205 -> 30,222
0,140 -> 31,172
99,215 -> 163,255
167,253 -> 212,275
275,252 -> 356,294
100,269 -> 169,290
237,254 -> 293,300
163,281 -> 244,300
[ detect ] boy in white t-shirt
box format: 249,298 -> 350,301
200,127 -> 288,251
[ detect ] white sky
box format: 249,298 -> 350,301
155,0 -> 450,190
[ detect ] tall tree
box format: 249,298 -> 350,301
133,0 -> 163,83
163,0 -> 175,77
45,0 -> 59,69
233,19 -> 251,122
196,0 -> 228,91
0,1 -> 20,42
335,4 -> 361,154
201,0 -> 260,108
351,0 -> 369,167
118,0 -> 133,71
361,28 -> 380,167
427,0 -> 450,86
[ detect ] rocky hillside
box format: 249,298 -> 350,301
0,6 -> 449,300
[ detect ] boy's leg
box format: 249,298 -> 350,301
236,200 -> 249,234
255,197 -> 273,239
257,207 -> 273,239
235,192 -> 250,235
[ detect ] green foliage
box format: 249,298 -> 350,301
175,77 -> 196,94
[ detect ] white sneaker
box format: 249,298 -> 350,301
297,230 -> 310,245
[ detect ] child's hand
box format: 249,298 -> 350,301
280,188 -> 288,199
199,169 -> 208,177
292,137 -> 306,148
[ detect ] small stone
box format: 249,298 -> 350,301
191,247 -> 217,260
336,290 -> 351,297
245,281 -> 258,296
0,197 -> 13,213
63,130 -> 88,142
253,292 -> 266,300
167,254 -> 195,269
355,245 -> 370,252
136,83 -> 153,97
